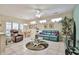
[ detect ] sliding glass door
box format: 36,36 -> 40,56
13,22 -> 19,30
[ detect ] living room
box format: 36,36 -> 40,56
0,4 -> 79,55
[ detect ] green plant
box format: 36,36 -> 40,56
62,17 -> 74,52
62,17 -> 73,36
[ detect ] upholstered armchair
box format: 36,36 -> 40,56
10,29 -> 23,43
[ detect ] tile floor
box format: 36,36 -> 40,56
3,37 -> 65,55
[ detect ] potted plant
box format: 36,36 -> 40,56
62,17 -> 73,40
62,16 -> 74,55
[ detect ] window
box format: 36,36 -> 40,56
6,22 -> 12,36
30,21 -> 36,24
39,20 -> 46,23
20,24 -> 24,31
6,22 -> 24,36
13,22 -> 19,30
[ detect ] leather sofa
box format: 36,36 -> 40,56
38,30 -> 59,42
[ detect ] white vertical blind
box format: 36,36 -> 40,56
20,24 -> 24,32
13,22 -> 19,30
6,22 -> 12,36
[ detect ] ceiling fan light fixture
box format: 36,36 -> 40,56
35,9 -> 41,18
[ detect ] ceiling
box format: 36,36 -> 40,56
0,4 -> 76,20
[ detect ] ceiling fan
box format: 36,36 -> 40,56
35,8 -> 42,18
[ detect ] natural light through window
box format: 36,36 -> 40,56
6,22 -> 24,36
6,22 -> 12,36
51,17 -> 62,22
39,20 -> 46,23
13,22 -> 19,30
